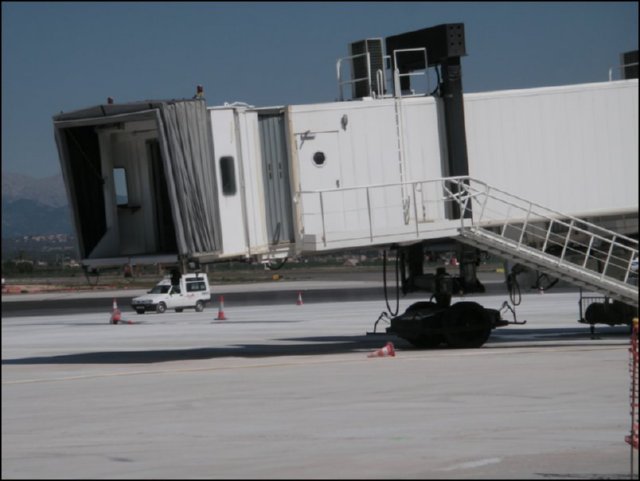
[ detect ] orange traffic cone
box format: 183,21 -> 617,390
296,291 -> 304,306
367,341 -> 396,358
215,295 -> 227,320
110,298 -> 122,324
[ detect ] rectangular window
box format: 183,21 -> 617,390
186,281 -> 206,292
219,156 -> 237,196
113,167 -> 129,206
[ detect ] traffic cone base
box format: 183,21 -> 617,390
367,342 -> 396,358
110,298 -> 122,324
215,296 -> 227,320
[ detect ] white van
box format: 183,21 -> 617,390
131,273 -> 211,314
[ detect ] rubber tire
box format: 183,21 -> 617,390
135,308 -> 145,315
195,301 -> 204,313
407,335 -> 444,349
156,302 -> 167,314
442,302 -> 492,349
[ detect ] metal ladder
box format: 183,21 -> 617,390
445,178 -> 638,307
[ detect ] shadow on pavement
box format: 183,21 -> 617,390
2,326 -> 632,365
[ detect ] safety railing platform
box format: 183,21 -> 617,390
296,176 -> 638,306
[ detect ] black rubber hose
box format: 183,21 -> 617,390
383,250 -> 400,316
506,271 -> 522,306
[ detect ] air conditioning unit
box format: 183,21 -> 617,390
349,38 -> 385,98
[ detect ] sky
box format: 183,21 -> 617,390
2,1 -> 638,179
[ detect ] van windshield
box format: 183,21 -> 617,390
150,285 -> 171,294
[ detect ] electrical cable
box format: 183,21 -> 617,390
430,65 -> 441,96
506,269 -> 522,306
265,257 -> 288,271
383,250 -> 400,316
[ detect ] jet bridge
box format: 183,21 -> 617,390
53,100 -> 223,268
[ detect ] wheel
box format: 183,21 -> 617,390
135,308 -> 145,315
585,303 -> 605,324
442,302 -> 492,348
195,301 -> 204,312
175,308 -> 183,313
406,335 -> 444,348
156,302 -> 166,314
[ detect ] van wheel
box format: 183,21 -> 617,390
195,301 -> 204,312
175,308 -> 183,313
135,308 -> 145,315
156,302 -> 166,314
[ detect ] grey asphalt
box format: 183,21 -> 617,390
2,284 -> 638,479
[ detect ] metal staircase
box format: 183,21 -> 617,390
446,178 -> 638,307
296,176 -> 637,307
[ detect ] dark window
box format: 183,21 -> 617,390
186,281 -> 207,292
113,167 -> 129,206
220,156 -> 237,195
313,151 -> 326,166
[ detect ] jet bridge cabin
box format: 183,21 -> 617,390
54,99 -> 289,270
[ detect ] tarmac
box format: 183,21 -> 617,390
2,282 -> 638,479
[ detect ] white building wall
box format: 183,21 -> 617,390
464,79 -> 638,220
209,108 -> 249,257
234,109 -> 270,255
286,97 -> 454,250
261,79 -> 638,253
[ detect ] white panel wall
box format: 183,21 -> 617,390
209,108 -> 248,257
234,110 -> 270,254
287,97 -> 451,250
464,80 -> 638,219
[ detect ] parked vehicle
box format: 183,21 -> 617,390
131,273 -> 211,314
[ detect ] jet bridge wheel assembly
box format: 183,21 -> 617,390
440,302 -> 493,348
387,300 -> 495,349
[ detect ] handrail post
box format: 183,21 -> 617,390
336,58 -> 343,101
582,236 -> 594,269
517,204 -> 532,249
501,205 -> 511,238
478,184 -> 490,226
319,191 -> 327,247
600,235 -> 617,280
365,52 -> 372,97
412,182 -> 419,237
623,250 -> 634,283
459,180 -> 471,230
559,219 -> 575,265
366,186 -> 373,242
542,220 -> 553,253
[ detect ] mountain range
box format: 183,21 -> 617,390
2,172 -> 73,238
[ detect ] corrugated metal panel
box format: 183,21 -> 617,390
258,114 -> 294,244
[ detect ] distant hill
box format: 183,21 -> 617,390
2,173 -> 73,238
2,172 -> 68,207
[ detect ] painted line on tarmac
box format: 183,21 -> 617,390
1,344 -> 624,385
2,355 -> 379,385
438,457 -> 503,471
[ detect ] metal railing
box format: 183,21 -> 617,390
296,176 -> 638,303
336,48 -> 432,100
392,47 -> 429,97
448,177 -> 638,303
336,52 -> 372,101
